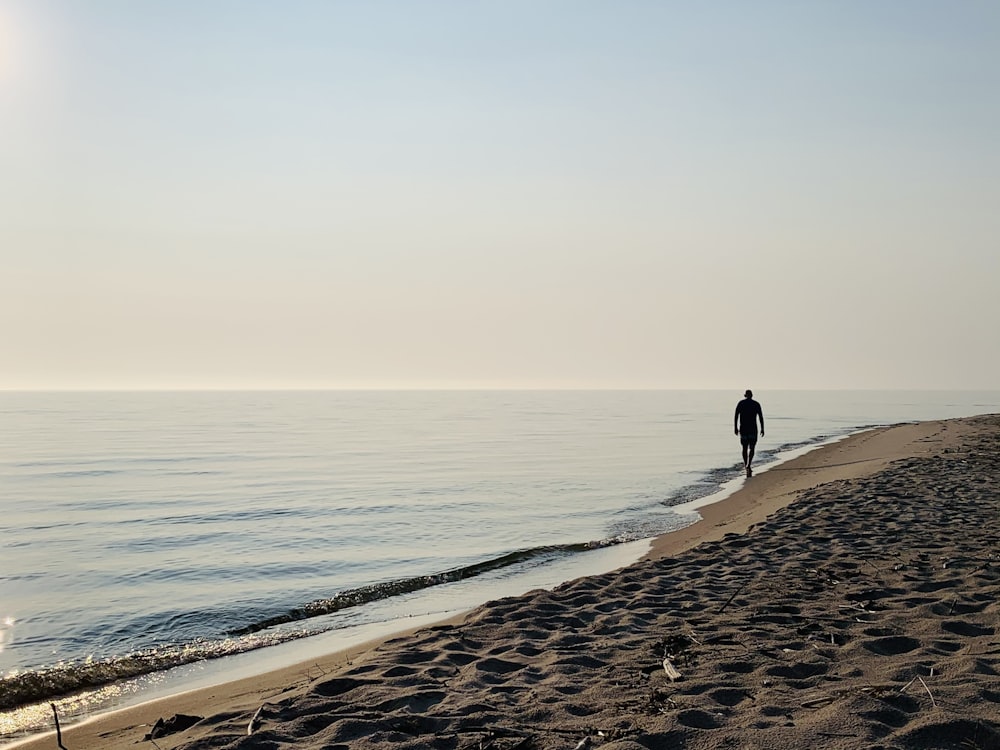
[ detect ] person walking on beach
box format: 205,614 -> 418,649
735,389 -> 764,478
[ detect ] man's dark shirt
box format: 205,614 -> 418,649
735,398 -> 763,436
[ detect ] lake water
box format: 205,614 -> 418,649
1,389 -> 997,740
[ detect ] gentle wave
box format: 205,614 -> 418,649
0,633 -> 295,713
228,540 -> 620,636
0,538 -> 621,711
0,435 -> 837,712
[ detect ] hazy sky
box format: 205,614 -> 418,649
2,1 -> 997,390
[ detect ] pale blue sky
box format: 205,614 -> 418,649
2,1 -> 998,389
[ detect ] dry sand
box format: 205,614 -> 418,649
10,415 -> 999,750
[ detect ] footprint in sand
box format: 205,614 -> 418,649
859,706 -> 911,729
708,687 -> 750,707
930,598 -> 991,615
473,657 -> 527,675
373,691 -> 446,713
896,718 -> 1000,749
941,619 -> 995,637
861,635 -> 921,656
314,676 -> 372,697
717,660 -> 755,674
677,708 -> 724,729
765,661 -> 829,680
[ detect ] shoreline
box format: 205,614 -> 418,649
0,426 -> 849,740
643,417 -> 953,561
6,414 -> 998,750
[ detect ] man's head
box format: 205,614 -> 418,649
745,389 -> 753,398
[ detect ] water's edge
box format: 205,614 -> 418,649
0,426 -> 860,743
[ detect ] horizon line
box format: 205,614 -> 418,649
1,386 -> 995,394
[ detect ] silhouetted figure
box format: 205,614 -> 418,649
734,389 -> 764,477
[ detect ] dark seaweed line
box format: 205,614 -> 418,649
0,540 -> 610,714
1,648 -> 212,713
228,540 -> 610,636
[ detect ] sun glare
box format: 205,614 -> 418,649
0,3 -> 55,91
0,6 -> 23,87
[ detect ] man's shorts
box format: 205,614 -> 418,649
740,432 -> 758,448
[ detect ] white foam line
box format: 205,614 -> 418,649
672,430 -> 857,517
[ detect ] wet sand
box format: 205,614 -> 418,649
10,415 -> 1000,750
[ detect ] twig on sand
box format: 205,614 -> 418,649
899,677 -> 917,694
918,676 -> 937,708
50,703 -> 68,750
860,558 -> 883,575
801,695 -> 835,708
718,579 -> 750,614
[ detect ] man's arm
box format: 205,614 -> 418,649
734,405 -> 740,435
758,406 -> 765,436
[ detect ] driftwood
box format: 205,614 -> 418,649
248,705 -> 265,735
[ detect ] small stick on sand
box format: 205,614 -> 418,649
718,580 -> 749,614
50,704 -> 68,750
917,676 -> 937,708
801,695 -> 835,708
861,558 -> 883,575
899,677 -> 917,694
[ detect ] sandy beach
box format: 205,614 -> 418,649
10,414 -> 999,750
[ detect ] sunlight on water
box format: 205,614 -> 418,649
0,619 -> 13,658
0,681 -> 133,739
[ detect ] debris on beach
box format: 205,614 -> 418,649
143,714 -> 203,741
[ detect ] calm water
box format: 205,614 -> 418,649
1,390 -> 998,738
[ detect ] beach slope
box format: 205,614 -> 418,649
12,415 -> 1000,750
